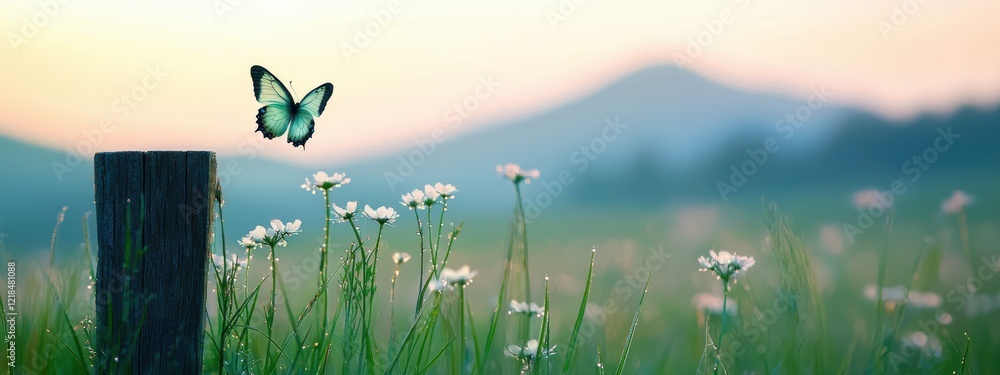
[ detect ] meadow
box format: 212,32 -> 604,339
9,165 -> 998,374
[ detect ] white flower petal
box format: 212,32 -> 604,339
270,219 -> 284,232
285,219 -> 302,233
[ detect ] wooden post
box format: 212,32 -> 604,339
94,151 -> 216,374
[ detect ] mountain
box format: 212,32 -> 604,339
2,65 -> 998,254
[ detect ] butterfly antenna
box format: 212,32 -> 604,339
288,81 -> 299,101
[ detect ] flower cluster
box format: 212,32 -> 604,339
509,300 -> 545,317
332,201 -> 358,222
941,190 -> 972,214
853,188 -> 892,210
392,252 -> 411,265
862,285 -> 943,309
697,250 -> 755,286
504,339 -> 556,362
212,253 -> 248,269
237,236 -> 257,250
364,205 -> 399,225
401,190 -> 426,210
242,219 -> 302,248
332,202 -> 405,226
496,163 -> 540,184
428,265 -> 478,292
301,171 -> 350,194
901,331 -> 943,358
400,183 -> 458,210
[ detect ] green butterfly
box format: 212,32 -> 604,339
250,65 -> 334,148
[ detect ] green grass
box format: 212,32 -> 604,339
6,176 -> 999,374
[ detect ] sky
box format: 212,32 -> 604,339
1,0 -> 998,165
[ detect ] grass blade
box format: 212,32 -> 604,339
614,269 -> 653,375
564,247 -> 597,373
868,213 -> 894,374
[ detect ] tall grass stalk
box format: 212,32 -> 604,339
48,206 -> 68,270
564,247 -> 597,373
458,283 -> 467,373
763,201 -> 831,373
531,276 -> 552,375
869,213 -> 894,374
713,288 -> 729,375
614,270 -> 652,375
482,206 -> 520,372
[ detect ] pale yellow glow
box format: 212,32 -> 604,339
1,0 -> 998,164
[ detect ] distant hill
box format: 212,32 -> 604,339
2,65 -> 998,253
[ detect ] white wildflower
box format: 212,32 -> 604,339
422,185 -> 441,207
698,250 -> 755,285
364,205 -> 399,225
392,252 -> 411,265
301,171 -> 350,194
853,188 -> 892,210
941,190 -> 972,214
432,182 -> 458,198
401,189 -> 426,210
332,201 -> 358,222
440,265 -> 477,287
509,300 -> 545,317
504,339 -> 556,361
496,163 -> 540,184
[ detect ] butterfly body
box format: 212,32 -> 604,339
250,65 -> 333,148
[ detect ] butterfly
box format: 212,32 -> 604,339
250,65 -> 334,148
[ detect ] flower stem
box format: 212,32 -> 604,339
216,187 -> 227,374
714,284 -> 729,375
514,182 -> 532,345
514,183 -> 531,303
459,285 -> 466,374
958,209 -> 975,270
389,264 -> 400,357
320,190 -> 332,348
435,197 -> 448,256
413,209 -> 427,316
427,209 -> 437,277
266,243 -> 277,371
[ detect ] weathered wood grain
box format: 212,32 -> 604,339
95,151 -> 215,374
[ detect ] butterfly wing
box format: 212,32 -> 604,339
285,83 -> 334,147
250,65 -> 295,139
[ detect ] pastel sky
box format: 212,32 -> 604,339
1,0 -> 998,164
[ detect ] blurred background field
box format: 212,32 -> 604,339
3,66 -> 999,372
3,1 -> 1000,372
